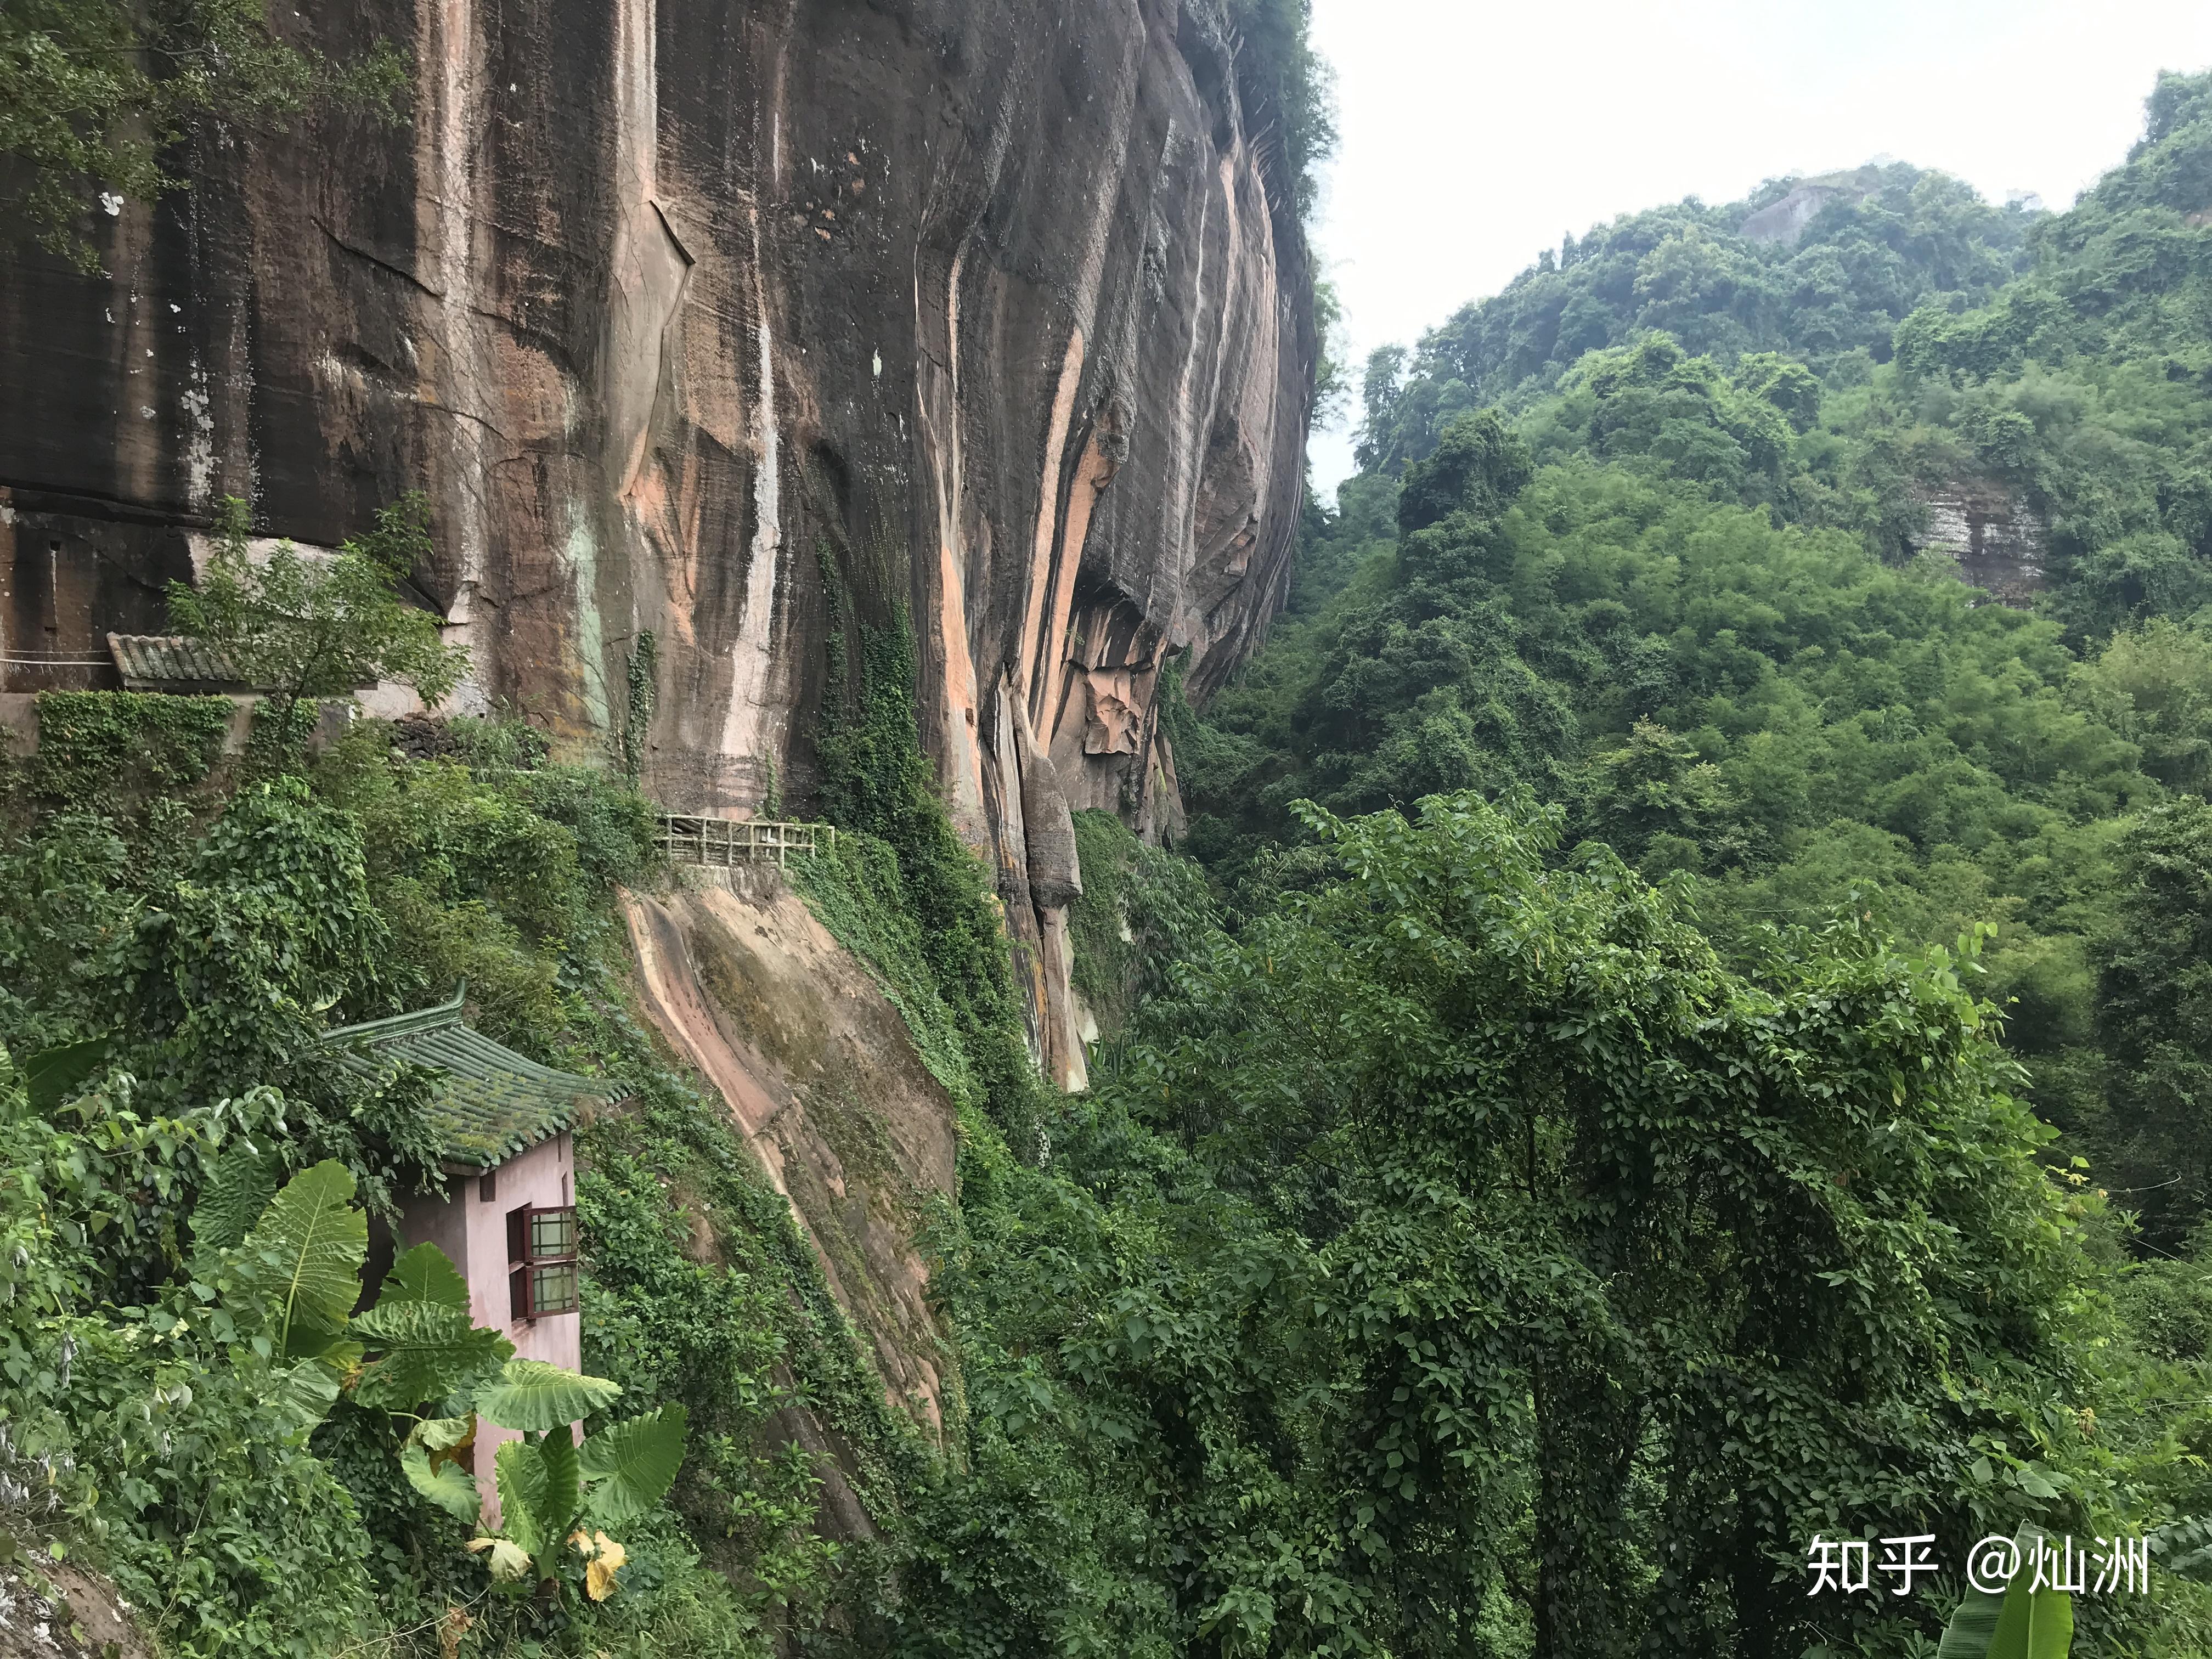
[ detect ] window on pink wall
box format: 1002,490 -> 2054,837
506,1202 -> 579,1319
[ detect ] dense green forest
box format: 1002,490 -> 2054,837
8,49 -> 2212,1659
1186,68 -> 2212,1254
22,683 -> 2201,1659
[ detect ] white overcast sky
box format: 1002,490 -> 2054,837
1306,0 -> 2212,491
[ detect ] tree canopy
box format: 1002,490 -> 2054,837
1,0 -> 404,266
8,52 -> 2212,1659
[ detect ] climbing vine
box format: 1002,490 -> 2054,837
809,593 -> 1048,1158
618,630 -> 661,788
1065,808 -> 1218,1043
24,690 -> 233,807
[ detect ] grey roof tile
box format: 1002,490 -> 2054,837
106,634 -> 246,687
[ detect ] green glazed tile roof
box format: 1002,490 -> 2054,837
325,987 -> 631,1170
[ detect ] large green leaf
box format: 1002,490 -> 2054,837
1938,1581 -> 2007,1659
194,1140 -> 283,1256
23,1036 -> 110,1110
242,1159 -> 367,1356
495,1437 -> 552,1560
538,1425 -> 580,1540
415,1413 -> 477,1457
1988,1556 -> 2074,1659
381,1241 -> 471,1310
475,1358 -> 622,1433
1943,1529 -> 2074,1659
351,1297 -> 513,1410
264,1356 -> 344,1436
579,1403 -> 689,1526
402,1434 -> 483,1523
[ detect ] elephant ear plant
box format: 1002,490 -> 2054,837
231,1160 -> 688,1602
460,1363 -> 687,1601
1936,1528 -> 2073,1659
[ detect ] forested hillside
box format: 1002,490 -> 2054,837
1115,69 -> 2212,1652
8,46 -> 2212,1659
1351,160 -> 2039,475
1183,69 -> 2212,1255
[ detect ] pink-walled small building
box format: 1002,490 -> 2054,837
329,988 -> 630,1520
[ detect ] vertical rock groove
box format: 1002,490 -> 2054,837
0,0 -> 1317,1062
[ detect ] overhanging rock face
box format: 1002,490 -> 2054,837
0,0 -> 1314,1073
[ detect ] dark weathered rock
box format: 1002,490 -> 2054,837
0,1547 -> 154,1659
1015,705 -> 1080,912
388,714 -> 464,763
0,0 -> 1312,1063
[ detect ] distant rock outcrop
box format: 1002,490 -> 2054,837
1909,478 -> 2050,606
1739,167 -> 1884,247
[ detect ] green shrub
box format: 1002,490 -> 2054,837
809,611 -> 1046,1154
1065,809 -> 1218,1041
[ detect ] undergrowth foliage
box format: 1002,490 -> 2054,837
11,72 -> 2212,1655
0,664 -> 905,1657
809,605 -> 1046,1157
756,596 -> 2158,1655
22,690 -> 232,808
1066,808 -> 1218,1043
1,559 -> 2203,1657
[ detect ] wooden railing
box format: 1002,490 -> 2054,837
657,815 -> 835,868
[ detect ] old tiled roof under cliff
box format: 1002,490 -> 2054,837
107,633 -> 249,688
325,989 -> 630,1170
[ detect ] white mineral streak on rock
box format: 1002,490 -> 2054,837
1202,151 -> 1246,530
426,0 -> 492,713
565,511 -> 611,732
180,358 -> 215,510
1165,121 -> 1211,602
1175,143 -> 1281,645
1018,328 -> 1087,708
606,0 -> 675,503
921,244 -> 991,847
1025,27 -> 1142,732
719,212 -> 783,781
596,0 -> 692,741
1912,479 -> 2050,607
923,111 -> 1015,850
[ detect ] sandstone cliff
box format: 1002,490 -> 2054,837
0,0 -> 1316,1081
1908,476 -> 2050,607
623,872 -> 960,1459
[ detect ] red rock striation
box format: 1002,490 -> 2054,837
0,0 -> 1315,1080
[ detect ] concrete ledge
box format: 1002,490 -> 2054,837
0,692 -> 35,756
